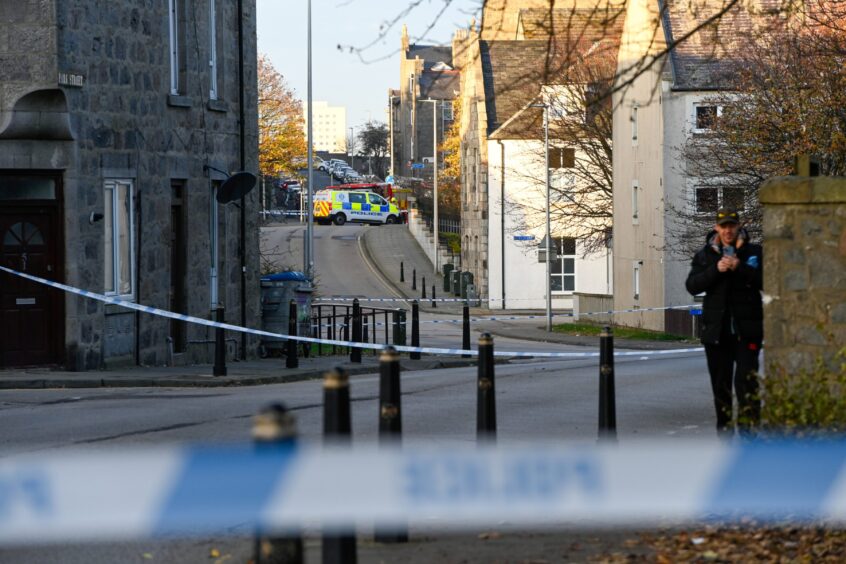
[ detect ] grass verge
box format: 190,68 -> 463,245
551,321 -> 691,342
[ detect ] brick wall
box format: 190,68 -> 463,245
760,176 -> 846,373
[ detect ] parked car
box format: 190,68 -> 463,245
343,171 -> 363,183
333,166 -> 353,181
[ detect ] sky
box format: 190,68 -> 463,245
256,0 -> 481,128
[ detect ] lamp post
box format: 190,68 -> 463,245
388,95 -> 397,176
305,0 -> 314,278
420,99 -> 439,274
349,126 -> 355,170
530,101 -> 552,332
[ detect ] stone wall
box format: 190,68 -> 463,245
760,176 -> 846,374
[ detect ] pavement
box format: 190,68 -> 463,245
359,225 -> 699,351
0,222 -> 695,389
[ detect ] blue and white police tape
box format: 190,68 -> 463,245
0,266 -> 703,359
1,439 -> 846,543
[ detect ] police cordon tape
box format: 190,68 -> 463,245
310,305 -> 700,329
0,266 -> 703,359
1,440 -> 845,543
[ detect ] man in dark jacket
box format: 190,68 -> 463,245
685,208 -> 763,436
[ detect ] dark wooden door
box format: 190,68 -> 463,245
0,208 -> 62,367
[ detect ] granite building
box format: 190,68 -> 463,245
0,0 -> 260,370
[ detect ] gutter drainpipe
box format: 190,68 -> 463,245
496,140 -> 505,310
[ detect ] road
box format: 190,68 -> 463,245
0,197 -> 718,563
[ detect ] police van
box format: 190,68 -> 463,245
313,189 -> 401,226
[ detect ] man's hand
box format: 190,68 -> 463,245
717,256 -> 740,272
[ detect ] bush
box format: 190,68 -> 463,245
439,232 -> 461,254
760,348 -> 846,436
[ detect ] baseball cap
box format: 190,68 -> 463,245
716,208 -> 740,225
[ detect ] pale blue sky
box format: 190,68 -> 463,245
256,0 -> 480,128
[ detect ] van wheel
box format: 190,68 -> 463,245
333,213 -> 347,226
385,215 -> 398,225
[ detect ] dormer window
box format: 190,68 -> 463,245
430,61 -> 453,71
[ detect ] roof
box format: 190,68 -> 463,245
517,5 -> 626,43
481,32 -> 620,138
480,40 -> 561,136
406,44 -> 453,69
419,70 -> 459,100
660,0 -> 784,90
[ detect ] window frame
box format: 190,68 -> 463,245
631,105 -> 638,145
633,261 -> 641,301
208,0 -> 219,100
550,237 -> 577,295
104,179 -> 136,299
692,104 -> 723,134
693,184 -> 745,215
631,179 -> 639,224
168,0 -> 184,96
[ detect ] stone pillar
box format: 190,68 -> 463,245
760,176 -> 846,373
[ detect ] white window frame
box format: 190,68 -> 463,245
104,179 -> 135,299
208,0 -> 218,100
692,104 -> 723,134
550,237 -> 577,295
631,105 -> 638,145
168,0 -> 180,95
633,261 -> 641,301
631,179 -> 639,224
692,183 -> 745,215
210,183 -> 219,308
442,101 -> 454,121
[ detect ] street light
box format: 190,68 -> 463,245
419,99 -> 439,274
529,101 -> 552,332
305,0 -> 314,278
349,126 -> 355,170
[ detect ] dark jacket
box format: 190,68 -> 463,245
685,229 -> 763,345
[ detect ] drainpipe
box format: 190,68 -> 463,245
237,0 -> 247,359
496,140 -> 505,310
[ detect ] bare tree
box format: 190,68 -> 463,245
671,5 -> 846,255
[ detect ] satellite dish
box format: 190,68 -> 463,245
216,171 -> 257,204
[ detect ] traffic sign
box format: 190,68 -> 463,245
411,163 -> 425,169
513,235 -> 536,241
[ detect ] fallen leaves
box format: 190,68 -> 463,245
590,525 -> 846,563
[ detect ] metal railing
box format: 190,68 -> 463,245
311,302 -> 406,356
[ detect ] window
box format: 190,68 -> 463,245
632,179 -> 639,223
104,179 -> 134,297
442,101 -> 454,121
634,263 -> 642,300
368,193 -> 386,205
548,147 -> 575,169
631,105 -> 638,143
694,185 -> 744,214
694,105 -> 722,133
168,0 -> 186,95
550,237 -> 576,293
349,192 -> 367,204
208,0 -> 218,100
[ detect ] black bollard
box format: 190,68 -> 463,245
252,403 -> 303,564
350,299 -> 361,364
322,368 -> 357,564
213,306 -> 227,376
392,309 -> 406,346
462,305 -> 471,358
431,285 -> 437,308
422,276 -> 427,299
400,261 -> 404,283
412,268 -> 417,291
410,301 -> 420,360
374,346 -> 408,543
598,326 -> 617,442
286,300 -> 298,369
476,333 -> 496,440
